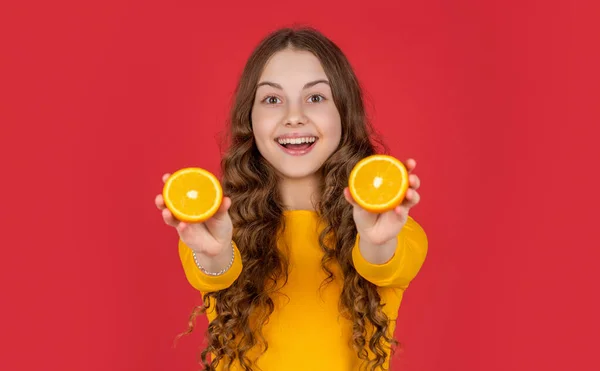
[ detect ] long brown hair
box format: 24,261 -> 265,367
183,26 -> 396,370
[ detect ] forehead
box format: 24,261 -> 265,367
259,49 -> 328,81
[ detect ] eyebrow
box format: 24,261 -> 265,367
256,79 -> 330,90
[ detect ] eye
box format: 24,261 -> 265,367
308,94 -> 325,103
263,96 -> 282,104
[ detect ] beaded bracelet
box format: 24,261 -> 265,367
192,241 -> 235,276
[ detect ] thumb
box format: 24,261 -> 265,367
211,196 -> 232,222
344,187 -> 378,229
343,188 -> 358,207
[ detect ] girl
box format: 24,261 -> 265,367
155,27 -> 428,371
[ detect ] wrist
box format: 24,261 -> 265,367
192,241 -> 235,276
358,231 -> 398,247
358,235 -> 397,265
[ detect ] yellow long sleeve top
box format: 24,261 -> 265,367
178,210 -> 428,370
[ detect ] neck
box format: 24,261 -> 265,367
278,174 -> 321,211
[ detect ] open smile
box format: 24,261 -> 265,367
275,136 -> 318,156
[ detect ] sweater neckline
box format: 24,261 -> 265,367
283,209 -> 318,215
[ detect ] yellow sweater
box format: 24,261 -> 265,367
178,210 -> 428,370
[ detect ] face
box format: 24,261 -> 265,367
251,48 -> 342,181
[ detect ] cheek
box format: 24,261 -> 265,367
314,106 -> 342,142
251,109 -> 276,142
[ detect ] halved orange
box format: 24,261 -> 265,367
162,167 -> 223,223
348,155 -> 409,213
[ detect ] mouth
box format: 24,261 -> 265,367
275,136 -> 318,156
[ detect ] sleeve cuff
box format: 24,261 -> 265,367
351,233 -> 407,287
351,216 -> 428,288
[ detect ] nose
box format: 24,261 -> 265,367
284,103 -> 307,127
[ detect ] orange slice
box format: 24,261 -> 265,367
162,167 -> 223,223
348,155 -> 409,213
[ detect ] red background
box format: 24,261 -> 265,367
1,1 -> 598,370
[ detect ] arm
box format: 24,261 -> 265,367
178,239 -> 243,293
352,216 -> 428,289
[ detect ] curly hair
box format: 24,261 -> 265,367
181,26 -> 398,370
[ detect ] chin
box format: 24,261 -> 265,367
275,166 -> 321,180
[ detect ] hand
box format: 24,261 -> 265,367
344,158 -> 421,246
155,173 -> 233,258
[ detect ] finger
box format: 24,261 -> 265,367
402,188 -> 421,208
162,173 -> 171,183
394,204 -> 409,218
155,194 -> 165,210
409,174 -> 421,190
405,158 -> 417,173
162,208 -> 180,227
176,222 -> 188,233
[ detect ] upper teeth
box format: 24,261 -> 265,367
277,137 -> 317,145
